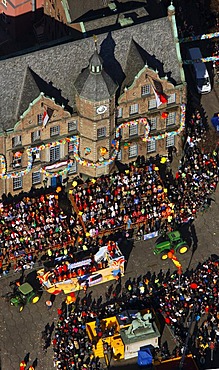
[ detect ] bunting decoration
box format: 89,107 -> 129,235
183,56 -> 219,64
84,147 -> 91,156
179,31 -> 219,43
0,104 -> 186,177
142,104 -> 186,142
0,155 -> 6,177
0,150 -> 33,179
99,147 -> 108,156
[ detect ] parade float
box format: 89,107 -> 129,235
37,242 -> 125,295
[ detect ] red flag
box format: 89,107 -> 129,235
152,86 -> 167,107
43,110 -> 49,127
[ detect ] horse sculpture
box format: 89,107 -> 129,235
126,312 -> 152,336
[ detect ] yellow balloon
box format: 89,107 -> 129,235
164,188 -> 168,193
78,211 -> 83,216
125,170 -> 130,174
86,232 -> 90,237
155,167 -> 159,171
72,181 -> 78,187
91,179 -> 96,183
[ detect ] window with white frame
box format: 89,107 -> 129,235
2,0 -> 7,7
50,145 -> 60,162
167,93 -> 176,105
141,84 -> 150,96
148,99 -> 157,110
129,124 -> 138,136
166,136 -> 175,148
68,141 -> 74,153
31,130 -> 41,142
13,176 -> 22,190
147,140 -> 156,153
150,117 -> 157,131
68,121 -> 77,132
116,108 -> 123,118
37,113 -> 43,125
166,112 -> 176,126
97,127 -> 106,138
50,125 -> 60,137
129,143 -> 138,158
12,135 -> 22,148
117,150 -> 122,161
32,171 -> 41,185
129,103 -> 139,115
69,161 -> 77,174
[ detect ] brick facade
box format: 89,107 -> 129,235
0,3 -> 187,196
0,63 -> 186,196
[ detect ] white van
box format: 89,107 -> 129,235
188,47 -> 211,94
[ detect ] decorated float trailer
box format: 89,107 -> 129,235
37,242 -> 125,295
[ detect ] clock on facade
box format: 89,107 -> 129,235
96,105 -> 107,114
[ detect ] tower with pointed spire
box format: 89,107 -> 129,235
74,39 -> 118,177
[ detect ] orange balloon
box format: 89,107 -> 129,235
168,251 -> 173,259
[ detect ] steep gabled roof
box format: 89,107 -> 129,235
16,66 -> 41,119
121,38 -> 145,91
15,67 -> 72,123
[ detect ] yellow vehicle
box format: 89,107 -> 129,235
37,242 -> 125,295
86,308 -> 160,361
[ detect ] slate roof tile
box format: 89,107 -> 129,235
0,17 -> 181,131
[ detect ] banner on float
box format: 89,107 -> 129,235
143,231 -> 159,240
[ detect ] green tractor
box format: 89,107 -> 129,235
10,282 -> 40,312
153,230 -> 189,260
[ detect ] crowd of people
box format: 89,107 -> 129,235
70,108 -> 218,238
0,104 -> 218,277
72,164 -> 170,236
0,189 -> 77,275
51,104 -> 219,369
52,254 -> 219,369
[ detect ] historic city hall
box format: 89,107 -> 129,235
0,4 -> 186,194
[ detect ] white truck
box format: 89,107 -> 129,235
188,47 -> 211,94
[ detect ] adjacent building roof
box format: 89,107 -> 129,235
0,17 -> 182,131
66,0 -> 145,23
